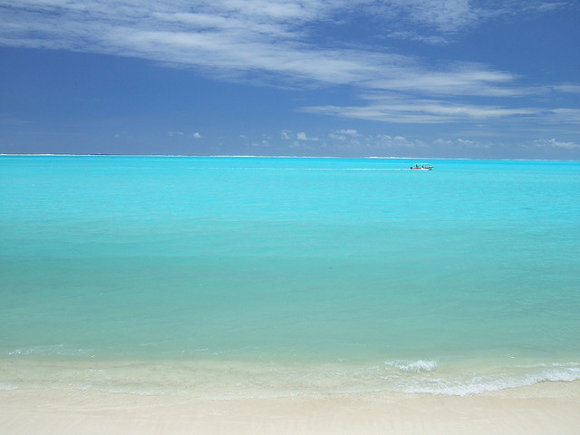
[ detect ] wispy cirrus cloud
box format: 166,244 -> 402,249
0,0 -> 577,130
363,64 -> 525,97
301,95 -> 542,124
553,84 -> 580,94
370,0 -> 478,34
387,31 -> 449,45
0,1 -> 568,92
546,109 -> 580,124
372,0 -> 569,43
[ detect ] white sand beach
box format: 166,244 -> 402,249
1,382 -> 579,435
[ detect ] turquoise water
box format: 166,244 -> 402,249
1,156 -> 579,396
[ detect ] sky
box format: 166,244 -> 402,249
0,0 -> 579,159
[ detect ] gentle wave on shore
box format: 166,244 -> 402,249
2,358 -> 579,398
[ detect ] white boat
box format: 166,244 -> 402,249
410,163 -> 433,170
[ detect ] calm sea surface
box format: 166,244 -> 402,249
1,156 -> 579,396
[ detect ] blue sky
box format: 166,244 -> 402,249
1,0 -> 579,158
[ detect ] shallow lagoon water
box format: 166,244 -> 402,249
1,156 -> 579,396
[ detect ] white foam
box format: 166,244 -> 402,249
7,345 -> 96,358
400,365 -> 580,396
2,358 -> 579,399
386,360 -> 439,372
0,383 -> 18,391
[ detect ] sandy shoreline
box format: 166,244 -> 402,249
1,382 -> 579,434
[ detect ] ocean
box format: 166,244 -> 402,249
1,156 -> 579,397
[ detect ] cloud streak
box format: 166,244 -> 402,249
0,1 -> 567,91
533,138 -> 579,150
0,0 -> 577,129
301,94 -> 547,124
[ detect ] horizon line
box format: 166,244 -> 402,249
0,153 -> 578,162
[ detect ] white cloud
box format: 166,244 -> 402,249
169,130 -> 201,138
328,128 -> 359,141
281,130 -> 318,142
337,129 -> 358,136
377,1 -> 568,43
365,65 -> 528,97
374,0 -> 478,33
553,84 -> 580,94
0,0 -> 565,96
387,31 -> 449,45
533,138 -> 579,150
374,134 -> 425,148
296,131 -> 318,141
322,127 -> 427,150
281,130 -> 292,140
546,109 -> 580,124
251,139 -> 271,147
302,95 -> 540,124
433,137 -> 488,149
0,0 -> 575,134
328,133 -> 347,141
